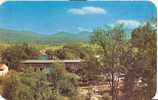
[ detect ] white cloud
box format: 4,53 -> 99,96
77,27 -> 92,32
117,19 -> 141,29
67,6 -> 106,15
0,0 -> 5,5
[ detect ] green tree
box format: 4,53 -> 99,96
46,44 -> 92,60
48,63 -> 80,99
123,21 -> 156,100
2,69 -> 57,100
1,43 -> 40,69
1,63 -> 82,100
91,24 -> 127,100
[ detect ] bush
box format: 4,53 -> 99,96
1,63 -> 82,100
45,44 -> 93,60
48,63 -> 80,98
1,69 -> 56,100
1,43 -> 40,69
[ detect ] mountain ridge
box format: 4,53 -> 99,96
0,28 -> 92,44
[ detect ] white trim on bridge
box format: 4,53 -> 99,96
20,60 -> 85,64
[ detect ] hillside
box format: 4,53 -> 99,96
0,29 -> 44,43
0,28 -> 92,44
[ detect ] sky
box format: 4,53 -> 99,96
0,1 -> 156,35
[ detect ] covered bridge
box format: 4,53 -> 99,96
20,59 -> 85,72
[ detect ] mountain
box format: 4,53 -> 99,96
76,31 -> 92,40
48,32 -> 78,43
0,28 -> 45,43
0,28 -> 92,44
47,31 -> 91,43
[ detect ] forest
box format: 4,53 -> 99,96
0,19 -> 156,100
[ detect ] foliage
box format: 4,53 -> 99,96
1,63 -> 82,100
91,24 -> 127,100
1,43 -> 40,69
45,44 -> 93,60
1,69 -> 57,100
48,63 -> 79,97
0,19 -> 156,100
89,21 -> 156,100
78,56 -> 101,85
123,21 -> 156,100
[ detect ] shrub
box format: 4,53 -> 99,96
1,64 -> 82,100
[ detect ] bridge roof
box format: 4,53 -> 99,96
20,60 -> 85,64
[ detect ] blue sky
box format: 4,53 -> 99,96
0,1 -> 156,35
